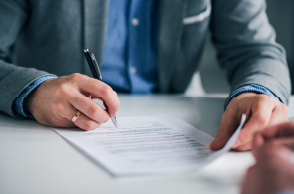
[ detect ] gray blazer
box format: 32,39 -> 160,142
0,0 -> 291,117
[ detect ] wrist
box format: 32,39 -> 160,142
23,88 -> 36,115
225,84 -> 282,110
23,78 -> 53,116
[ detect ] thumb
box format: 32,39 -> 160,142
210,113 -> 240,150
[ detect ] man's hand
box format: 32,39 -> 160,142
23,73 -> 120,130
210,93 -> 288,151
242,123 -> 294,194
241,144 -> 294,194
252,122 -> 294,158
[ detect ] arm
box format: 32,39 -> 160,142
0,0 -> 55,117
210,0 -> 290,104
209,0 -> 290,151
0,0 -> 120,130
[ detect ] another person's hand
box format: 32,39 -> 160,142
210,93 -> 288,151
252,122 -> 294,153
241,143 -> 294,194
23,73 -> 120,130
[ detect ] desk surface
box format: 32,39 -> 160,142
1,96 -> 294,194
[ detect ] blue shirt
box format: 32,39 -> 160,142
101,0 -> 159,93
13,1 -> 281,117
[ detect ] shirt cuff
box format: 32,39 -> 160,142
225,84 -> 282,109
13,75 -> 57,118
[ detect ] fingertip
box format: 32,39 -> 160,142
210,137 -> 225,150
232,139 -> 241,149
109,111 -> 117,117
209,142 -> 219,150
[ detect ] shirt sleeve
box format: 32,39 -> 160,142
13,75 -> 57,118
225,84 -> 282,109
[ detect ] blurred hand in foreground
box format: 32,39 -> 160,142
24,73 -> 120,130
241,122 -> 294,194
210,93 -> 288,151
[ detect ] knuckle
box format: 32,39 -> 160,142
280,104 -> 288,114
101,84 -> 113,97
70,73 -> 83,81
53,101 -> 66,112
255,114 -> 268,126
88,106 -> 101,118
57,84 -> 72,97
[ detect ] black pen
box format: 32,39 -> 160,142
84,48 -> 118,128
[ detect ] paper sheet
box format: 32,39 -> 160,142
52,114 -> 245,176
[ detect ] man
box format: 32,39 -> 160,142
241,122 -> 294,194
0,0 -> 290,151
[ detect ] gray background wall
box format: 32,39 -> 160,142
199,0 -> 294,94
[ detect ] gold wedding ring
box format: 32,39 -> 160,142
71,110 -> 81,123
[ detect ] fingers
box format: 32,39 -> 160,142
252,135 -> 294,159
69,94 -> 110,124
252,122 -> 294,149
267,105 -> 289,127
63,73 -> 119,129
232,141 -> 252,151
210,108 -> 240,150
53,99 -> 101,131
211,93 -> 288,151
262,122 -> 294,140
253,142 -> 294,162
233,98 -> 273,150
76,75 -> 120,117
26,74 -> 119,130
73,112 -> 101,131
272,138 -> 294,151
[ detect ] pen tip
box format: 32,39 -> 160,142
111,117 -> 118,128
84,48 -> 89,52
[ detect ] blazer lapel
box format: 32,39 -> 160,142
83,0 -> 109,76
158,0 -> 188,92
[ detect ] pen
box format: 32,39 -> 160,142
84,48 -> 118,128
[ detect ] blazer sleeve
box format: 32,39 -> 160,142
210,0 -> 291,104
0,0 -> 54,117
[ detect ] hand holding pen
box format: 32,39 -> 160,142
84,48 -> 118,127
23,59 -> 119,131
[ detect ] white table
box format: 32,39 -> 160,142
1,96 -> 294,194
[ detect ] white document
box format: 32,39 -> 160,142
52,114 -> 245,176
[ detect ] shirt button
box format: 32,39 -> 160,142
130,67 -> 137,74
132,18 -> 139,26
